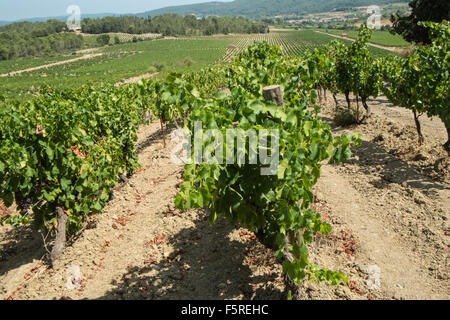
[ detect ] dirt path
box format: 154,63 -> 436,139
308,164 -> 448,299
269,28 -> 294,32
303,93 -> 449,300
75,48 -> 101,55
115,72 -> 159,87
0,53 -> 104,78
0,93 -> 448,300
314,31 -> 398,52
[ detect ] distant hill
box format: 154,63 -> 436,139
0,0 -> 409,27
0,13 -> 120,26
137,0 -> 409,19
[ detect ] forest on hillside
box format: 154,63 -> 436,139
0,20 -> 83,61
140,0 -> 410,19
81,15 -> 268,36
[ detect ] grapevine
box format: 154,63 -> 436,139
0,22 -> 448,296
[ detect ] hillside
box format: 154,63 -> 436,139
0,1 -> 409,26
137,0 -> 409,19
0,13 -> 120,25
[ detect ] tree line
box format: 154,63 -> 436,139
0,20 -> 83,61
81,14 -> 268,36
0,32 -> 83,61
0,19 -> 67,36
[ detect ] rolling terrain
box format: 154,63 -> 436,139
138,0 -> 409,18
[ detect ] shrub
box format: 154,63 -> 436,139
152,62 -> 165,72
184,57 -> 195,66
96,34 -> 110,46
334,109 -> 360,127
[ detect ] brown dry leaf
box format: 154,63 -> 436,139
351,288 -> 365,295
30,265 -> 41,273
35,124 -> 44,135
71,145 -> 87,159
116,216 -> 131,226
0,200 -> 9,218
239,231 -> 248,237
151,234 -> 167,245
125,209 -> 136,216
102,240 -> 112,247
71,145 -> 80,156
144,257 -> 157,265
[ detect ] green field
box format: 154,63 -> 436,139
322,29 -> 410,48
0,38 -> 231,97
0,30 -> 396,97
219,30 -> 338,60
0,54 -> 83,75
202,30 -> 395,61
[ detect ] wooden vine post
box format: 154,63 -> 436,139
263,85 -> 285,111
262,84 -> 304,300
50,207 -> 69,265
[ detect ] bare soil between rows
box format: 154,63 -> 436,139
0,93 -> 448,300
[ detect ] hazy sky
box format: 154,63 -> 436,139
0,0 -> 231,21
